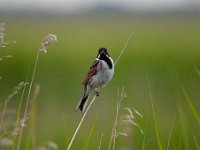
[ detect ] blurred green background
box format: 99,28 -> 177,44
1,9 -> 200,149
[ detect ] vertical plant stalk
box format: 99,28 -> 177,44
67,95 -> 97,150
12,85 -> 28,150
108,87 -> 125,150
114,31 -> 134,66
16,33 -> 57,150
12,66 -> 30,150
112,128 -> 117,150
31,84 -> 40,150
109,31 -> 134,149
108,101 -> 120,150
0,98 -> 9,130
0,82 -> 27,132
98,133 -> 104,150
16,50 -> 40,150
166,113 -> 176,150
142,120 -> 148,150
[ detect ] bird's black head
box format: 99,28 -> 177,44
97,47 -> 113,69
97,47 -> 110,59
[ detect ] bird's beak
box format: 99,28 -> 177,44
100,51 -> 105,55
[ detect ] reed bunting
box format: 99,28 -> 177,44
76,48 -> 114,111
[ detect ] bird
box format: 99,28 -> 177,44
76,48 -> 114,112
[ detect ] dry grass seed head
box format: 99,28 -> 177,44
11,112 -> 29,136
0,108 -> 16,133
39,34 -> 57,53
118,107 -> 144,136
0,137 -> 13,147
0,82 -> 28,132
0,55 -> 12,61
0,23 -> 8,47
0,23 -> 5,47
47,141 -> 58,150
35,141 -> 58,150
116,132 -> 128,137
8,82 -> 28,101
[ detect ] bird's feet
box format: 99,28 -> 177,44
90,85 -> 100,96
95,91 -> 100,96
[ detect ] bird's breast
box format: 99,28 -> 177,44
89,60 -> 114,88
96,62 -> 114,87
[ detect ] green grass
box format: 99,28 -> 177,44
181,86 -> 200,127
146,73 -> 163,150
84,112 -> 99,150
0,14 -> 200,149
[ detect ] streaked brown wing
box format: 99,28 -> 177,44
82,60 -> 100,85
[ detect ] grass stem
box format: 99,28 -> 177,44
114,31 -> 134,66
167,113 -> 176,150
98,133 -> 104,150
17,50 -> 40,150
67,95 -> 97,150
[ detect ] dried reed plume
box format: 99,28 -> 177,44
0,55 -> 12,61
0,23 -> 13,83
0,82 -> 28,131
98,133 -> 104,150
0,23 -> 8,47
16,34 -> 57,150
0,138 -> 13,147
109,88 -> 143,150
39,34 -> 57,53
108,87 -> 127,150
66,31 -> 134,150
35,140 -> 58,150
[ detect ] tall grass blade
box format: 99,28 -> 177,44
181,86 -> 200,127
146,73 -> 163,150
178,107 -> 189,150
167,113 -> 176,150
142,120 -> 148,150
191,132 -> 200,150
195,67 -> 200,78
84,112 -> 99,150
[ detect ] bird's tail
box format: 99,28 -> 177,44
76,86 -> 90,112
76,95 -> 89,112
